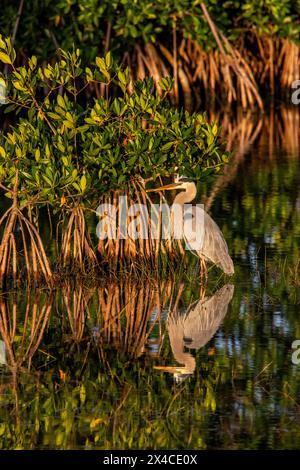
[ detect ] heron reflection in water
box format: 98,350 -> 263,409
155,284 -> 234,381
147,176 -> 234,276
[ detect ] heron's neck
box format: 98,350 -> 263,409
176,352 -> 196,374
173,185 -> 197,206
171,336 -> 196,373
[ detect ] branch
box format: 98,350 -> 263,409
12,0 -> 25,45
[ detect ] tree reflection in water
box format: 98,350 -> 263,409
0,108 -> 300,449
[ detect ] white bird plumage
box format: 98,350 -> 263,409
155,284 -> 235,381
147,176 -> 234,275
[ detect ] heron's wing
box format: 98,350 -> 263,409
184,207 -> 234,274
165,285 -> 234,373
182,284 -> 234,349
201,209 -> 234,275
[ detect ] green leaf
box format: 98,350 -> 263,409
12,81 -> 27,92
105,51 -> 112,68
161,142 -> 174,152
80,384 -> 86,404
0,51 -> 11,64
63,120 -> 74,129
45,144 -> 51,158
118,71 -> 126,85
0,423 -> 5,436
96,57 -> 110,80
57,95 -> 66,109
48,112 -> 61,120
80,175 -> 87,192
212,123 -> 218,137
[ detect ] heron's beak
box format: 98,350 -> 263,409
146,183 -> 181,193
154,365 -> 183,373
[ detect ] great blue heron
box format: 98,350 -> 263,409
155,284 -> 234,381
147,176 -> 234,276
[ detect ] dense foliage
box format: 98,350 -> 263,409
0,1 -> 299,107
0,1 -> 299,60
0,38 -> 228,282
0,39 -> 226,207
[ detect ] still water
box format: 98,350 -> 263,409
0,109 -> 300,449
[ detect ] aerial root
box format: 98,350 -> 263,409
97,183 -> 186,268
62,283 -> 95,342
127,10 -> 299,108
96,280 -> 169,358
61,206 -> 97,272
0,292 -> 52,370
0,206 -> 53,289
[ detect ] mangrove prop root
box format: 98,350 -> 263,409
96,280 -> 172,358
0,292 -> 52,370
129,10 -> 299,108
62,283 -> 95,342
97,184 -> 185,267
0,205 -> 53,288
61,206 -> 97,271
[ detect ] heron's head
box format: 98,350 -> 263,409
146,175 -> 195,193
154,365 -> 193,383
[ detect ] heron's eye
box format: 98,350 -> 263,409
183,336 -> 193,344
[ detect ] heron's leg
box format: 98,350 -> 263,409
200,257 -> 208,283
200,285 -> 206,300
199,257 -> 204,278
203,259 -> 208,280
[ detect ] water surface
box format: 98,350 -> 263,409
0,109 -> 300,450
